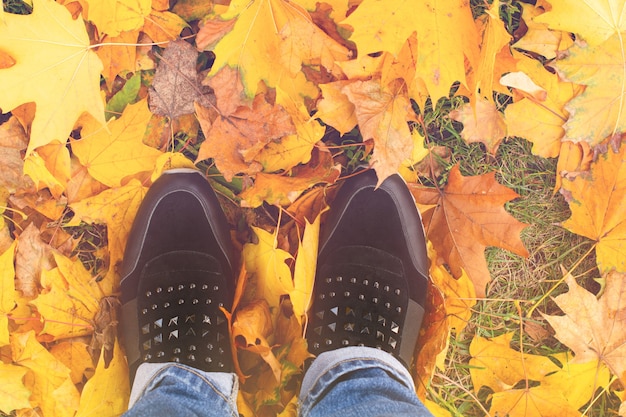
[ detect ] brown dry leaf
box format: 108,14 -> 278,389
0,242 -> 16,347
196,17 -> 236,50
343,78 -> 414,185
449,97 -> 507,155
409,165 -> 529,296
543,270 -> 626,384
233,300 -> 282,382
149,40 -> 211,118
0,116 -> 34,193
561,144 -> 626,273
15,223 -> 54,298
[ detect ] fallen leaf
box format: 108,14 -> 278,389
83,0 -> 151,37
196,69 -> 296,181
50,341 -> 93,385
556,34 -> 626,146
503,53 -> 580,158
290,214 -> 321,324
449,97 -> 507,155
208,0 -> 350,97
142,10 -> 188,43
543,270 -> 626,384
240,147 -> 340,208
96,30 -> 139,89
0,0 -> 106,155
68,180 -> 148,295
0,242 -> 16,346
343,78 -> 414,185
149,40 -> 211,118
409,165 -> 529,296
469,332 -> 561,393
75,339 -> 129,417
15,223 -> 54,299
534,0 -> 625,46
513,3 -> 563,60
560,144 -> 626,273
11,330 -> 80,416
489,385 -> 583,417
0,116 -> 33,193
315,81 -> 358,136
341,0 -> 479,103
0,363 -> 31,415
243,227 -> 294,312
233,300 -> 282,382
72,99 -> 162,188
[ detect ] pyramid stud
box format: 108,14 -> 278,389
154,318 -> 163,329
169,330 -> 179,340
377,315 -> 386,326
185,328 -> 196,337
169,316 -> 179,326
389,337 -> 397,349
315,311 -> 325,320
344,322 -> 355,332
314,326 -> 323,336
376,331 -> 385,342
345,307 -> 356,317
141,324 -> 150,335
203,314 -> 212,324
330,307 -> 338,316
185,314 -> 196,324
216,316 -> 225,326
142,340 -> 151,350
154,333 -> 163,345
363,312 -> 372,321
361,326 -> 371,335
328,322 -> 337,332
391,322 -> 399,334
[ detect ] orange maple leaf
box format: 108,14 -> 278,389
409,165 -> 529,296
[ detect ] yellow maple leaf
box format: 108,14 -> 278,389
489,385 -> 582,417
0,0 -> 106,155
561,144 -> 626,273
534,0 -> 626,46
75,340 -> 130,417
209,0 -> 351,97
68,180 -> 148,294
503,52 -> 581,158
315,81 -> 358,136
473,0 -> 513,101
0,242 -> 16,347
50,341 -> 93,385
290,213 -> 321,324
341,0 -> 479,103
343,79 -> 414,185
243,227 -> 294,311
83,0 -> 151,37
513,3 -> 563,60
11,330 -> 80,416
557,34 -> 626,145
469,332 -> 561,393
0,363 -> 31,414
72,99 -> 162,188
31,266 -> 95,340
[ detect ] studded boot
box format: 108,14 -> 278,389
306,171 -> 429,369
120,169 -> 238,380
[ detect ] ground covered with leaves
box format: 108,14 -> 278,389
0,0 -> 625,416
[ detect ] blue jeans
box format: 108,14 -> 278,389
123,346 -> 433,417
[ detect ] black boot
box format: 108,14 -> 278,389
306,171 -> 429,368
120,169 -> 237,379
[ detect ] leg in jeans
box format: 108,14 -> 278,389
119,169 -> 239,416
301,171 -> 433,417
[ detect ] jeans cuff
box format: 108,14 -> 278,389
299,347 -> 416,407
129,362 -> 238,409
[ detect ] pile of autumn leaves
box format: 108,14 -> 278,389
0,0 -> 625,415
